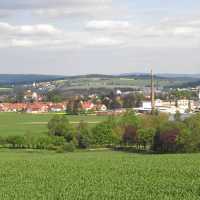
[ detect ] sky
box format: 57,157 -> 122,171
0,0 -> 200,75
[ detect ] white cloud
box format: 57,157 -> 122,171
0,0 -> 112,10
86,20 -> 131,30
0,22 -> 61,35
0,22 -> 63,48
87,37 -> 124,47
0,22 -> 125,48
0,0 -> 116,19
1,15 -> 200,50
18,24 -> 60,35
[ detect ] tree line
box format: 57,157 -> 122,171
47,112 -> 200,153
1,112 -> 200,153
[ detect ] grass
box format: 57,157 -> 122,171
0,150 -> 200,199
0,113 -> 107,137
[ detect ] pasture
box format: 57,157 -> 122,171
0,113 -> 107,137
0,150 -> 200,199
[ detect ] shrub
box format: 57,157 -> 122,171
51,136 -> 66,146
56,146 -> 65,153
6,135 -> 25,148
47,144 -> 58,151
0,136 -> 6,146
63,143 -> 75,152
35,135 -> 53,149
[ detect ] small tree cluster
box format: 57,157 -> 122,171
0,133 -> 75,152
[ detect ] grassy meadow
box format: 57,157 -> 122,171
0,150 -> 200,199
0,113 -> 107,137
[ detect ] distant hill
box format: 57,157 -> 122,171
0,73 -> 200,88
64,73 -> 200,81
119,73 -> 200,81
0,74 -> 65,85
157,73 -> 200,78
63,74 -> 114,80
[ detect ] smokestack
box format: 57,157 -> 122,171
151,70 -> 155,114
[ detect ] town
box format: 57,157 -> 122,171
0,73 -> 200,116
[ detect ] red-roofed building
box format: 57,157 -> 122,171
49,103 -> 66,112
81,101 -> 95,111
26,103 -> 49,113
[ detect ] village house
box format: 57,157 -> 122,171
48,103 -> 66,112
26,103 -> 49,113
81,101 -> 95,111
0,101 -> 67,113
0,103 -> 27,112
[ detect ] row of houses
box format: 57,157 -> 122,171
0,101 -> 108,114
0,102 -> 66,113
81,101 -> 107,112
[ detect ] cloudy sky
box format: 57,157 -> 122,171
0,0 -> 200,75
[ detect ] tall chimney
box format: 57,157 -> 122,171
151,70 -> 155,114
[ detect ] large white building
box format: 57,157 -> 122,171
136,99 -> 195,114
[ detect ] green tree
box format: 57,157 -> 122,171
123,93 -> 144,108
92,121 -> 120,146
138,128 -> 156,150
76,121 -> 91,148
119,111 -> 140,128
119,111 -> 141,147
48,115 -> 75,142
182,113 -> 200,152
46,90 -> 63,103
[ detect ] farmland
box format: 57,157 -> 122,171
57,76 -> 187,91
0,113 -> 107,137
0,150 -> 200,199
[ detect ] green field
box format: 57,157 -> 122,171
0,150 -> 200,199
59,77 -> 186,89
0,113 -> 107,137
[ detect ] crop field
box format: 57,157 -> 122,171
59,77 -> 186,89
0,113 -> 107,137
0,150 -> 200,199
